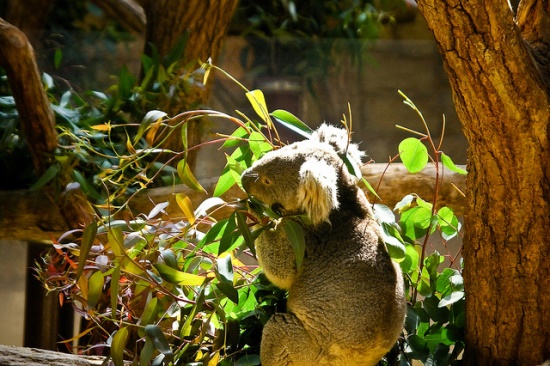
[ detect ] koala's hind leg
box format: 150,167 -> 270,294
260,313 -> 323,366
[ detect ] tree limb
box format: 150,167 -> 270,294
0,17 -> 57,175
90,0 -> 146,34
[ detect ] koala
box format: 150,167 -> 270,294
241,124 -> 406,366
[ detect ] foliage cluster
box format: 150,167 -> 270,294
233,0 -> 384,78
35,63 -> 466,365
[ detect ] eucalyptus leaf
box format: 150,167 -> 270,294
283,220 -> 305,270
399,137 -> 429,173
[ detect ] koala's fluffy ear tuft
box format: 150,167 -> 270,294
297,159 -> 339,225
311,123 -> 365,171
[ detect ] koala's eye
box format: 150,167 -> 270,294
262,177 -> 272,185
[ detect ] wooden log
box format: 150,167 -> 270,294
0,163 -> 466,242
0,345 -> 107,366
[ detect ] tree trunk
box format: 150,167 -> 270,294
416,0 -> 550,364
141,0 -> 239,169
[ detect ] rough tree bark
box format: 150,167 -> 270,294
141,0 -> 239,169
416,0 -> 550,364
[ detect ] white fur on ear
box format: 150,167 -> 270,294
297,159 -> 339,225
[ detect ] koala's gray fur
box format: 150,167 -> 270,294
241,124 -> 406,366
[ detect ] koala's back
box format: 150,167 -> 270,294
286,215 -> 406,365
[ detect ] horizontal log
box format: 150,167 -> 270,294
0,344 -> 106,366
0,163 -> 467,242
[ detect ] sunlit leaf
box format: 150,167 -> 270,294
76,221 -> 97,281
283,220 -> 305,269
400,206 -> 433,240
216,255 -> 234,283
399,137 -> 429,173
381,222 -> 406,261
400,243 -> 420,274
90,123 -> 112,131
248,131 -> 272,159
147,201 -> 169,219
153,263 -> 206,286
134,110 -> 167,144
246,89 -> 271,126
87,271 -> 104,309
111,327 -> 129,366
361,177 -> 381,201
213,166 -> 237,197
271,109 -> 312,139
175,193 -> 196,225
177,159 -> 206,193
195,197 -> 226,218
441,152 -> 467,175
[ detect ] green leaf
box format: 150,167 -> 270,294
270,109 -> 312,139
160,249 -> 178,270
216,282 -> 239,304
87,270 -> 104,309
361,177 -> 381,201
153,263 -> 205,286
213,165 -> 237,197
441,152 -> 467,175
29,164 -> 60,191
111,327 -> 129,366
400,243 -> 420,273
248,131 -> 272,159
222,126 -> 249,148
381,222 -> 406,261
246,89 -> 271,125
54,48 -> 62,69
423,295 -> 449,323
399,137 -> 429,173
283,220 -> 305,270
138,297 -> 159,337
118,65 -> 136,100
400,206 -> 433,240
144,324 -> 174,361
236,211 -> 256,255
177,159 -> 206,193
76,221 -> 97,281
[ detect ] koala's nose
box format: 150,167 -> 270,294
241,169 -> 258,192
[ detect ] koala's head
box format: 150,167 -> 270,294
241,124 -> 364,226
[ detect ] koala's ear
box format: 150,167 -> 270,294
297,159 -> 339,225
